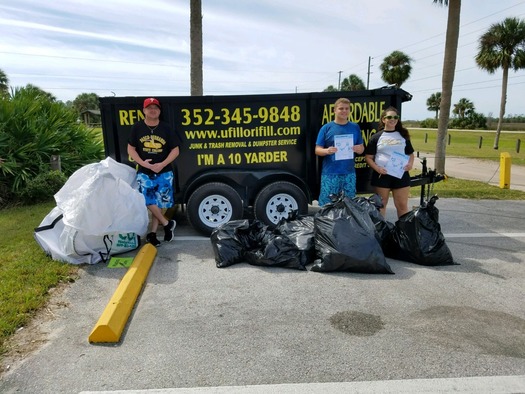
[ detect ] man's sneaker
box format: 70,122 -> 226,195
164,220 -> 176,242
146,232 -> 160,246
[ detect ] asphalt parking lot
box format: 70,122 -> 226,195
1,196 -> 524,393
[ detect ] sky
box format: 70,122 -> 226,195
1,0 -> 525,120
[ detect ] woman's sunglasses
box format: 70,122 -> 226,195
384,115 -> 400,120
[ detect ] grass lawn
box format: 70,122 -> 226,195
409,128 -> 525,166
0,201 -> 78,357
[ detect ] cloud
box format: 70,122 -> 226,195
1,0 -> 524,119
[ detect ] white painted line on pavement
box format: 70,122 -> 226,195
79,374 -> 525,393
173,233 -> 525,242
445,232 -> 525,238
174,236 -> 210,241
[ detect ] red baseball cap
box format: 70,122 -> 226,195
143,97 -> 160,108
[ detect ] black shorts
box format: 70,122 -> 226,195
370,171 -> 411,189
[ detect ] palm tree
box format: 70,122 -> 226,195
452,98 -> 474,119
426,92 -> 442,119
433,0 -> 461,174
340,74 -> 366,91
379,50 -> 413,87
475,17 -> 525,149
323,85 -> 338,92
190,0 -> 203,96
0,68 -> 9,97
21,84 -> 56,101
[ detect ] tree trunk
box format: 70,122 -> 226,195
494,66 -> 508,150
435,0 -> 461,174
190,0 -> 203,96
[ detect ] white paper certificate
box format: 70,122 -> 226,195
385,151 -> 409,179
334,134 -> 354,161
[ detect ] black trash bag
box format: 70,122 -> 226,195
245,233 -> 306,270
210,219 -> 252,268
234,219 -> 270,250
311,193 -> 394,274
211,219 -> 306,270
275,214 -> 316,267
376,220 -> 399,258
353,194 -> 397,254
391,195 -> 456,266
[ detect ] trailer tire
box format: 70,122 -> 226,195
254,181 -> 308,226
187,183 -> 243,236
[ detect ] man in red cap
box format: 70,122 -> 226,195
127,98 -> 181,246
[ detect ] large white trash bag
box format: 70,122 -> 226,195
34,157 -> 148,264
54,157 -> 147,235
34,207 -> 140,265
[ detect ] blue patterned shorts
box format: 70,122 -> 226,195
318,173 -> 356,206
136,171 -> 174,208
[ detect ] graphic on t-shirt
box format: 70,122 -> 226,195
140,135 -> 164,153
378,137 -> 403,148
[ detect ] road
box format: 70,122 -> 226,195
1,192 -> 525,393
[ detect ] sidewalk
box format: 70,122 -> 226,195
421,155 -> 525,192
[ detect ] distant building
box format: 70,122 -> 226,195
81,109 -> 101,126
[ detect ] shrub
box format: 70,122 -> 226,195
0,180 -> 13,209
0,86 -> 104,205
420,118 -> 438,128
17,170 -> 67,204
449,112 -> 487,130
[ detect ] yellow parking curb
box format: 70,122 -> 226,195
88,243 -> 157,343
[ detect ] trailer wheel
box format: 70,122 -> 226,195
254,182 -> 308,226
187,183 -> 243,236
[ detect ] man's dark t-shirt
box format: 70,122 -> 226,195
128,120 -> 181,176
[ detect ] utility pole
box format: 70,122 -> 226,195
367,56 -> 372,90
337,71 -> 343,90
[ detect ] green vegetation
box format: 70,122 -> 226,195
0,201 -> 77,357
0,82 -> 104,358
408,176 -> 525,200
0,86 -> 104,207
379,50 -> 413,87
475,17 -> 525,149
407,128 -> 525,200
409,128 -> 525,166
18,170 -> 68,205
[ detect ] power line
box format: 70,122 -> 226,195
365,2 -> 525,83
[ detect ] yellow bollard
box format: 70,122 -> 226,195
499,152 -> 511,189
89,243 -> 157,343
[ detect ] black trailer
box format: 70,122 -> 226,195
100,88 -> 432,235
